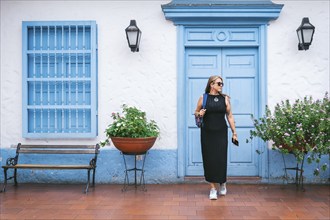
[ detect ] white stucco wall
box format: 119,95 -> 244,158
268,1 -> 329,106
0,0 -> 177,151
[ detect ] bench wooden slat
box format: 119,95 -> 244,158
20,145 -> 96,149
2,164 -> 92,169
18,149 -> 97,154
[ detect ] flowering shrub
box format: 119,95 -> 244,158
247,92 -> 330,176
100,104 -> 160,147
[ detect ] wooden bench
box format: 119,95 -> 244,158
1,143 -> 100,194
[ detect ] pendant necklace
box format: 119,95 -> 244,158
214,97 -> 219,102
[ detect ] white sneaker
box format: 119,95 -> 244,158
219,183 -> 227,196
209,188 -> 218,200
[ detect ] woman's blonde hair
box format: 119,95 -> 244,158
205,75 -> 226,96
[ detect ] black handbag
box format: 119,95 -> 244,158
195,93 -> 208,128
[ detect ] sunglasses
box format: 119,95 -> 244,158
214,82 -> 224,87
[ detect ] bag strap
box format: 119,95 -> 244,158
202,93 -> 208,109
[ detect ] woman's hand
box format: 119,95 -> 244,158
232,133 -> 239,146
198,109 -> 206,117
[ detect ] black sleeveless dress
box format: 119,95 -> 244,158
201,94 -> 228,184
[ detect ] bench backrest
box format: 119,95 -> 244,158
16,144 -> 100,155
5,143 -> 100,167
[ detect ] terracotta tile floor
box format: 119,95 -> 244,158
0,183 -> 329,219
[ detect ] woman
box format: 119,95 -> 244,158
194,75 -> 238,200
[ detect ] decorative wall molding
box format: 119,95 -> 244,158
185,27 -> 259,46
162,0 -> 283,25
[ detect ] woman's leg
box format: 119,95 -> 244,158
210,182 -> 217,189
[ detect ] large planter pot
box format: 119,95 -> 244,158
110,136 -> 157,154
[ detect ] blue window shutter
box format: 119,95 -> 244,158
22,21 -> 98,138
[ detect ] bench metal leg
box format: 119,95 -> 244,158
1,168 -> 19,193
92,168 -> 96,187
85,169 -> 91,194
1,168 -> 8,192
14,168 -> 18,185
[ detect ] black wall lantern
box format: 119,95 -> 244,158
296,17 -> 315,50
125,20 -> 142,52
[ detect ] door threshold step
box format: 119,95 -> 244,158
184,176 -> 262,184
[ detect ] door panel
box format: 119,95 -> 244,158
186,48 -> 222,175
223,48 -> 258,176
186,47 -> 259,176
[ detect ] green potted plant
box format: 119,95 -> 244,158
247,92 -> 329,176
100,104 -> 160,153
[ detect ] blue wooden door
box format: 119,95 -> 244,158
186,47 -> 259,176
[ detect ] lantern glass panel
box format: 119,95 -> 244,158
303,29 -> 314,44
127,31 -> 138,47
297,30 -> 303,44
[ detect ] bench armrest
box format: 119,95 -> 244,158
89,144 -> 99,168
6,156 -> 18,166
89,158 -> 97,168
5,143 -> 21,166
